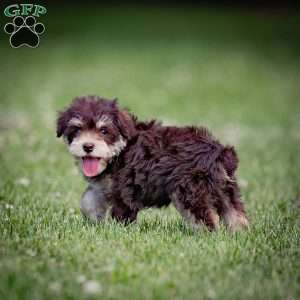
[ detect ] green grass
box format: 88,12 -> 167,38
1,5 -> 300,300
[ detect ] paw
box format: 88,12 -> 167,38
4,16 -> 45,48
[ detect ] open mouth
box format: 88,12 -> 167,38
81,156 -> 101,177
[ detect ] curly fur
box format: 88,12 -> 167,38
57,96 -> 249,231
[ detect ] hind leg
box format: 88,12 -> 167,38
170,183 -> 220,231
219,181 -> 249,231
223,206 -> 249,232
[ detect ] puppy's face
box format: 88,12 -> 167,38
56,96 -> 136,177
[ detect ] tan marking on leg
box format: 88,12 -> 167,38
172,193 -> 219,230
209,209 -> 220,230
224,208 -> 249,232
172,194 -> 200,229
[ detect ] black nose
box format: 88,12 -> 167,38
83,143 -> 94,153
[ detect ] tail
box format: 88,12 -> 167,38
219,146 -> 239,177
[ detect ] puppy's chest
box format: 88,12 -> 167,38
89,175 -> 113,196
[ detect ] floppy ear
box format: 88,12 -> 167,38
117,109 -> 137,140
56,111 -> 69,137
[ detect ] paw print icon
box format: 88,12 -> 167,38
4,16 -> 45,48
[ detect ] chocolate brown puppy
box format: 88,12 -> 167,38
57,96 -> 249,231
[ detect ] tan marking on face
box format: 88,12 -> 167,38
108,137 -> 127,157
68,131 -> 110,158
68,130 -> 126,160
68,117 -> 83,127
96,115 -> 112,129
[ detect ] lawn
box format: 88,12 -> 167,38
0,5 -> 300,300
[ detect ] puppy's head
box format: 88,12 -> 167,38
56,96 -> 136,177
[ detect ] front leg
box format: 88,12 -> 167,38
80,185 -> 110,222
111,202 -> 138,225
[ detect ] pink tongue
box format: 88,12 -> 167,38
82,157 -> 100,177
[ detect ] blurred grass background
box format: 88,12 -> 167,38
0,3 -> 300,300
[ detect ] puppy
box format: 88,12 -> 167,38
56,96 -> 249,231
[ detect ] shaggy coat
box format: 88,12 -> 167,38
57,96 -> 249,231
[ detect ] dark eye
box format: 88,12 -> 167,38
73,126 -> 81,134
99,127 -> 108,135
